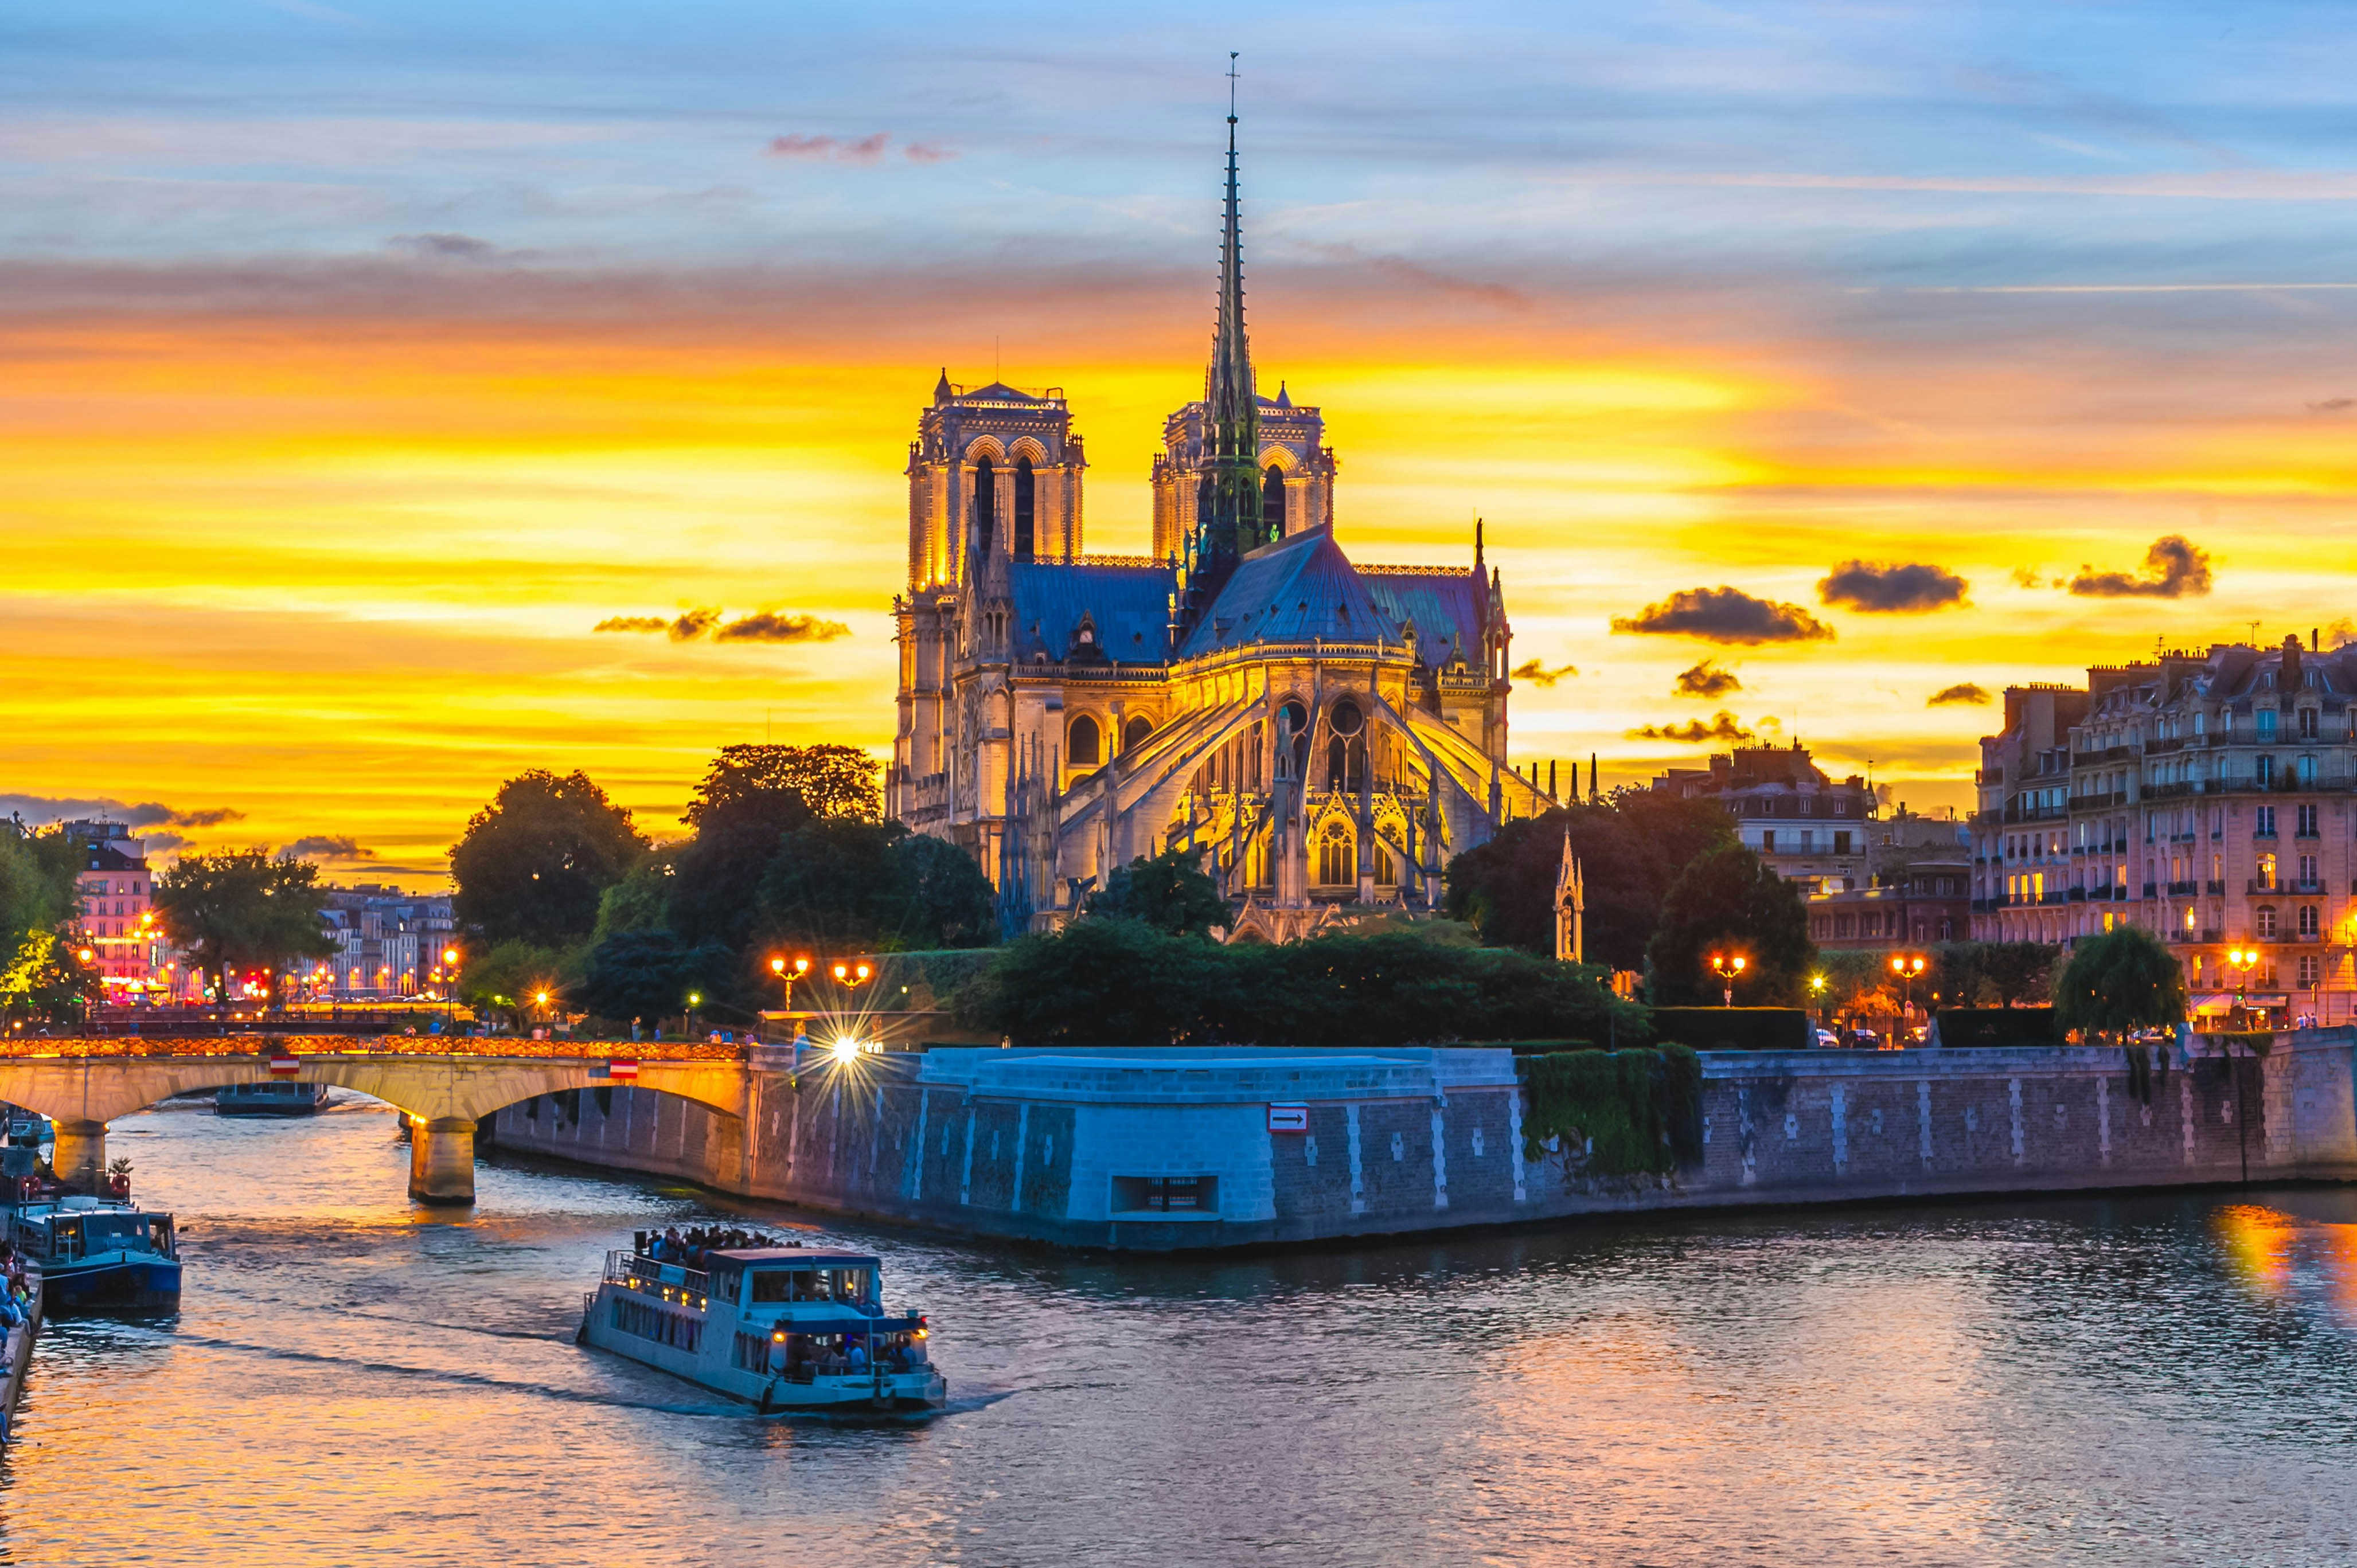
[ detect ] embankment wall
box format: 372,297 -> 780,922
484,1030 -> 2357,1250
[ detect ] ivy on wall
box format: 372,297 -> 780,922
1520,1045 -> 1702,1175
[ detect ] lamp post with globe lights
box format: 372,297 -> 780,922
1708,952 -> 1746,1008
1891,953 -> 1927,1042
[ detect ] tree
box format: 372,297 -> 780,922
153,850 -> 334,1001
756,820 -> 997,957
450,770 -> 647,947
956,918 -> 1231,1047
455,938 -> 575,1031
1445,793 -> 1735,967
1645,843 -> 1816,1006
2054,926 -> 2187,1042
684,744 -> 880,831
1086,848 -> 1230,938
0,826 -> 80,1010
592,858 -> 674,945
1981,940 -> 2065,1007
580,930 -> 737,1027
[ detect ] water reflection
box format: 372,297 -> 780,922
2,1100 -> 2355,1565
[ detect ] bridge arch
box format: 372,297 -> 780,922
0,1046 -> 753,1207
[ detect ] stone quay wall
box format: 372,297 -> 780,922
483,1030 -> 2357,1251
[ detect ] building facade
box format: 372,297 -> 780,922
1650,743 -> 1875,896
61,821 -> 166,996
1805,808 -> 1973,951
316,883 -> 458,999
1972,637 -> 2357,1025
888,114 -> 1550,940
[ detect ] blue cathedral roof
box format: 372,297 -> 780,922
1010,561 -> 1177,665
1178,527 -> 1405,659
1359,569 -> 1486,671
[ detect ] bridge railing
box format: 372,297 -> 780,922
0,1035 -> 752,1062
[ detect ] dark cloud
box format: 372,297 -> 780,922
2308,397 -> 2354,412
1630,710 -> 1755,744
1818,560 -> 1970,613
1927,682 -> 1992,707
0,796 -> 241,830
281,835 -> 373,861
1674,660 -> 1741,698
1509,658 -> 1577,687
593,615 -> 669,634
768,133 -> 891,163
141,832 -> 190,853
2067,535 -> 2213,599
1610,586 -> 1833,646
387,233 -> 505,263
713,611 -> 852,644
669,608 -> 720,642
2009,565 -> 2043,589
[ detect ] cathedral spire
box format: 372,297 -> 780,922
1186,53 -> 1265,598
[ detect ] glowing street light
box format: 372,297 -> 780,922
1708,952 -> 1747,1008
1890,953 -> 1928,1037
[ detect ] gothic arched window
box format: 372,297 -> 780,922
1068,714 -> 1102,768
1262,464 -> 1286,539
1014,455 -> 1036,560
971,455 -> 996,558
1317,820 -> 1355,886
1123,715 -> 1152,753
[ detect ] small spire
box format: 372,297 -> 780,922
933,367 -> 952,404
1474,516 -> 1484,568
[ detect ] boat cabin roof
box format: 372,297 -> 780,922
708,1247 -> 880,1268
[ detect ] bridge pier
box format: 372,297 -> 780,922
408,1117 -> 477,1205
52,1119 -> 107,1193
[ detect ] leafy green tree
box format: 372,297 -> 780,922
2054,926 -> 2187,1042
1445,792 -> 1735,967
153,850 -> 334,1002
756,820 -> 996,957
455,938 -> 576,1030
592,858 -> 674,945
1980,940 -> 2064,1007
450,771 -> 647,947
0,826 -> 81,1008
955,918 -> 1231,1047
580,930 -> 737,1027
684,743 -> 879,830
1645,842 -> 1816,1006
1086,848 -> 1230,937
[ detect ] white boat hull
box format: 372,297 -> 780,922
581,1280 -> 947,1414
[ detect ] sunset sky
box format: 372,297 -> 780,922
7,2 -> 2357,885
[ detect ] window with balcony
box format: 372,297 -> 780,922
2299,804 -> 2320,837
2300,854 -> 2319,885
2256,852 -> 2278,890
2258,709 -> 2279,742
2300,955 -> 2323,988
2257,905 -> 2278,938
2256,805 -> 2277,838
2298,754 -> 2318,788
2299,905 -> 2320,938
2299,707 -> 2319,740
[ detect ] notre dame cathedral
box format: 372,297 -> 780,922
888,109 -> 1550,941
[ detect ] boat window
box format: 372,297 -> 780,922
748,1269 -> 803,1304
829,1269 -> 873,1304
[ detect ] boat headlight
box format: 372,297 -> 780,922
913,1327 -> 927,1339
772,1330 -> 787,1342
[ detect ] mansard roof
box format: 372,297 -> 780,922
1177,526 -> 1403,659
1010,560 -> 1176,667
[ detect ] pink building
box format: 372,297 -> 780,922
61,820 -> 170,998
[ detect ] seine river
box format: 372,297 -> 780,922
4,1099 -> 2356,1566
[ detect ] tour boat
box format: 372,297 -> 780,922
215,1081 -> 331,1116
579,1240 -> 946,1416
6,1197 -> 180,1311
0,1106 -> 50,1146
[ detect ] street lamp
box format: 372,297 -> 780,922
1708,952 -> 1747,1008
1890,953 -> 1927,1040
442,945 -> 461,1028
2227,945 -> 2258,1029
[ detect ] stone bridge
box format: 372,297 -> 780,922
0,1038 -> 753,1205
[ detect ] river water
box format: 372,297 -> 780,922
3,1098 -> 2355,1566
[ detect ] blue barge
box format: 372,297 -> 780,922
7,1198 -> 181,1311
